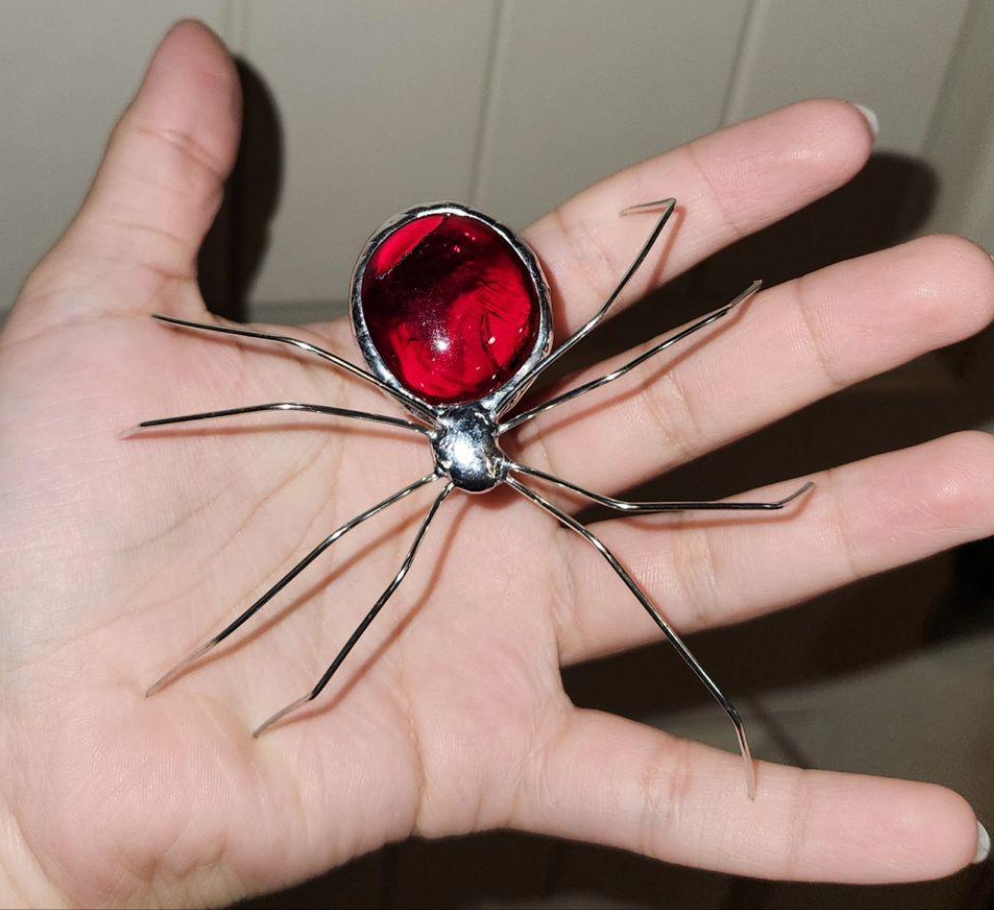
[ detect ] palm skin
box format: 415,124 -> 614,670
0,294 -> 570,907
1,21 -> 992,909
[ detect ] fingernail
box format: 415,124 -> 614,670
853,103 -> 879,140
975,821 -> 991,865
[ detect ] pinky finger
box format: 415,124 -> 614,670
512,709 -> 984,883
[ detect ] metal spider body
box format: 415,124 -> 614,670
430,405 -> 508,492
135,200 -> 812,798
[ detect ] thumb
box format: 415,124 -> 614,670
24,20 -> 241,313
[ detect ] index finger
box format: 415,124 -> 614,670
523,99 -> 875,338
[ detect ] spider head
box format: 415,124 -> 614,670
431,404 -> 507,493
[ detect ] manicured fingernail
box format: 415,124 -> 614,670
853,103 -> 879,140
975,821 -> 991,864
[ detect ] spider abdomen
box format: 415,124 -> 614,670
358,213 -> 540,406
351,204 -> 553,418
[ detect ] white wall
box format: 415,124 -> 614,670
1,0 -> 990,318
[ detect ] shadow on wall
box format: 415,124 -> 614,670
217,63 -> 994,910
198,58 -> 284,322
568,150 -> 994,722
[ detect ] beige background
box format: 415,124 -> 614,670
2,0 -> 994,315
1,3 -> 993,909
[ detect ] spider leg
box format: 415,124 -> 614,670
121,401 -> 432,438
252,481 -> 454,737
145,472 -> 441,697
151,314 -> 437,424
506,198 -> 677,397
505,475 -> 757,799
500,282 -> 760,433
509,461 -> 813,514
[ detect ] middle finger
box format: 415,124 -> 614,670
508,235 -> 994,496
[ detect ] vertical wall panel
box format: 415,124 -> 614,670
473,0 -> 750,230
923,0 -> 994,252
724,0 -> 969,154
240,0 -> 497,308
1,0 -> 987,324
0,1 -> 228,311
921,0 -> 994,428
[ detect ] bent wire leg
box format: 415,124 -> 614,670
151,314 -> 437,424
505,199 -> 677,398
505,476 -> 757,799
253,481 -> 455,737
500,282 -> 761,433
121,402 -> 432,438
145,472 -> 441,697
509,461 -> 813,514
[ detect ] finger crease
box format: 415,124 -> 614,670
640,733 -> 687,857
552,204 -> 618,320
507,703 -> 573,831
686,523 -> 722,632
822,465 -> 864,584
638,366 -> 698,467
135,124 -> 228,180
783,769 -> 816,878
793,275 -> 847,392
683,142 -> 745,242
549,518 -> 580,665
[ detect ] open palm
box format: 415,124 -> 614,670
1,22 -> 991,909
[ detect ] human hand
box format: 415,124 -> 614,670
1,21 -> 992,909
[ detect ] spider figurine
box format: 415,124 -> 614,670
132,199 -> 812,798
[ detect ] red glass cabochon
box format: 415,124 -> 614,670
358,212 -> 541,406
